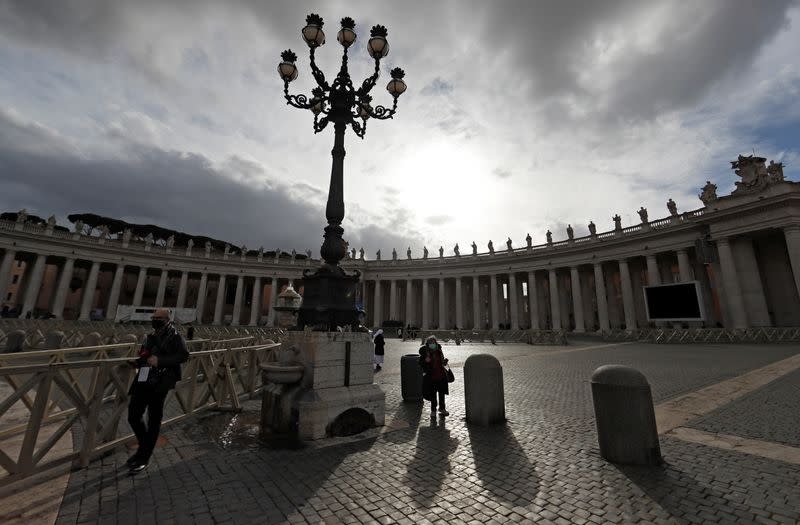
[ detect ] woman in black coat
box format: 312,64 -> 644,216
419,336 -> 449,416
373,329 -> 385,371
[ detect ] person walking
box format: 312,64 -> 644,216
373,328 -> 385,371
126,308 -> 189,473
419,336 -> 449,417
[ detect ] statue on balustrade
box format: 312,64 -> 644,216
488,240 -> 494,255
74,219 -> 84,234
612,214 -> 622,231
392,248 -> 397,260
546,230 -> 552,245
241,245 -> 248,259
526,233 -> 532,249
46,215 -> 56,229
123,229 -> 133,243
145,232 -> 154,244
506,237 -> 513,252
166,235 -> 175,248
205,241 -> 212,255
667,198 -> 678,216
223,244 -> 230,257
439,246 -> 444,258
291,249 -> 296,260
359,247 -> 364,260
98,225 -> 110,238
699,181 -> 718,205
768,160 -> 785,182
16,209 -> 27,223
352,248 -> 357,259
187,239 -> 194,250
407,246 -> 412,259
306,249 -> 312,258
588,221 -> 596,236
566,224 -> 574,240
637,207 -> 648,224
275,248 -> 281,259
471,241 -> 477,255
423,246 -> 429,259
376,249 -> 381,261
454,243 -> 460,256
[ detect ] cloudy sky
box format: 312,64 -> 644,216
1,0 -> 799,257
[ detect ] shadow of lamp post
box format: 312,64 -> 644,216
278,13 -> 407,331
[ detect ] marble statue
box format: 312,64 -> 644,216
407,247 -> 412,260
46,215 -> 56,228
224,244 -> 231,257
454,243 -> 460,256
188,239 -> 194,249
275,248 -> 281,259
526,233 -> 532,249
423,246 -> 429,259
16,209 -> 27,223
488,240 -> 494,255
613,214 -> 622,231
546,230 -> 552,244
566,225 -> 574,240
506,237 -> 513,251
637,207 -> 648,224
359,247 -> 364,260
291,249 -> 296,260
74,220 -> 84,234
699,181 -> 718,205
439,246 -> 444,258
306,249 -> 312,258
145,233 -> 154,244
99,225 -> 110,238
731,154 -> 767,192
588,221 -> 596,236
376,249 -> 381,261
123,229 -> 132,243
667,198 -> 678,216
352,248 -> 357,259
392,248 -> 397,260
240,244 -> 247,254
205,241 -> 212,255
768,160 -> 785,182
166,235 -> 175,248
471,241 -> 477,255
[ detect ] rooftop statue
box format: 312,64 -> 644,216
546,230 -> 552,244
224,244 -> 230,256
488,240 -> 494,255
291,249 -> 296,259
392,248 -> 397,260
423,246 -> 428,259
454,243 -> 460,256
376,249 -> 381,261
471,241 -> 477,255
407,246 -> 412,259
352,248 -> 357,259
123,229 -> 133,243
730,154 -> 782,194
74,219 -> 84,234
637,207 -> 648,224
506,237 -> 513,251
588,221 -> 596,236
99,225 -> 110,238
16,209 -> 27,223
306,249 -> 312,258
205,241 -> 212,254
187,239 -> 194,249
667,198 -> 678,216
768,160 -> 785,182
359,247 -> 364,260
526,233 -> 532,248
699,181 -> 718,205
566,224 -> 574,240
166,235 -> 175,248
145,233 -> 154,244
612,214 -> 622,231
46,215 -> 56,228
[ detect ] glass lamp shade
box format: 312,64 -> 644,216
358,104 -> 372,119
337,28 -> 357,47
278,61 -> 298,82
387,78 -> 407,97
311,100 -> 324,115
302,25 -> 326,47
367,36 -> 389,58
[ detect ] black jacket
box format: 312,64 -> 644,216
373,334 -> 385,355
136,324 -> 189,392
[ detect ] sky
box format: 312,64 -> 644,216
1,0 -> 799,258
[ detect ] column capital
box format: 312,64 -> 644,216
715,236 -> 731,246
784,224 -> 800,234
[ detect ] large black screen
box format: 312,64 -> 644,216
644,281 -> 704,321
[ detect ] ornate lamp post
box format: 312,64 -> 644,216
279,14 -> 407,331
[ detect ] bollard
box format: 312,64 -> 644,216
591,365 -> 662,465
45,330 -> 65,350
464,354 -> 505,425
400,354 -> 423,402
4,329 -> 26,353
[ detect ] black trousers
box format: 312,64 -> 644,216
127,385 -> 168,461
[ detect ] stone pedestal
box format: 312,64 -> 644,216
264,331 -> 385,440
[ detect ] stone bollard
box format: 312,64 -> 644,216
591,365 -> 662,465
400,354 -> 423,402
464,354 -> 506,425
81,331 -> 103,347
45,330 -> 65,350
5,330 -> 26,353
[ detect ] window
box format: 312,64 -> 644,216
11,275 -> 19,284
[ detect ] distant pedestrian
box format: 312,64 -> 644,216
373,328 -> 385,371
186,325 -> 195,340
126,308 -> 189,473
419,336 -> 449,417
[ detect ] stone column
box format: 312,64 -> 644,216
594,263 -> 610,331
373,280 -> 382,327
618,259 -> 637,329
176,271 -> 189,309
528,271 -> 539,329
422,279 -> 430,329
569,267 -> 585,333
51,257 -> 75,319
21,254 -> 47,318
404,279 -> 414,326
785,225 -> 800,301
472,276 -> 481,329
455,278 -> 464,329
155,269 -> 168,307
438,278 -> 446,329
266,278 -> 279,327
548,269 -> 561,329
508,273 -> 519,329
132,267 -> 147,306
0,249 -> 16,298
78,261 -> 101,321
231,274 -> 244,326
646,254 -> 661,286
249,276 -> 262,326
489,274 -> 499,329
195,272 -> 208,324
105,264 -> 125,320
716,238 -> 748,328
389,279 -> 398,320
676,249 -> 693,282
213,275 -> 227,325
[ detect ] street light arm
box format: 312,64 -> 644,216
350,119 -> 366,139
362,97 -> 399,120
308,47 -> 330,90
314,114 -> 331,134
283,82 -> 317,110
355,58 -> 381,98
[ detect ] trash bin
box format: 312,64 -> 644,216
591,364 -> 662,465
400,354 -> 423,402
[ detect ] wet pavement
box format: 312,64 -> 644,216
49,339 -> 800,524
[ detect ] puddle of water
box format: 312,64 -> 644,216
197,411 -> 306,451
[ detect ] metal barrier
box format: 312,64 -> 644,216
602,327 -> 800,344
0,341 -> 279,487
412,329 -> 568,345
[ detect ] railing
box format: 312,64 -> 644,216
410,329 -> 568,345
602,327 -> 800,343
0,341 -> 280,487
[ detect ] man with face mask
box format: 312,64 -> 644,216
126,308 -> 189,473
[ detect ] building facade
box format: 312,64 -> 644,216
1,156 -> 799,329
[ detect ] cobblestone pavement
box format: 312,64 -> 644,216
51,340 -> 800,525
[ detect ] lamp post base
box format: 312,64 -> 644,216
296,263 -> 361,331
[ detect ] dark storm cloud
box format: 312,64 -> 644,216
0,109 -> 418,253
